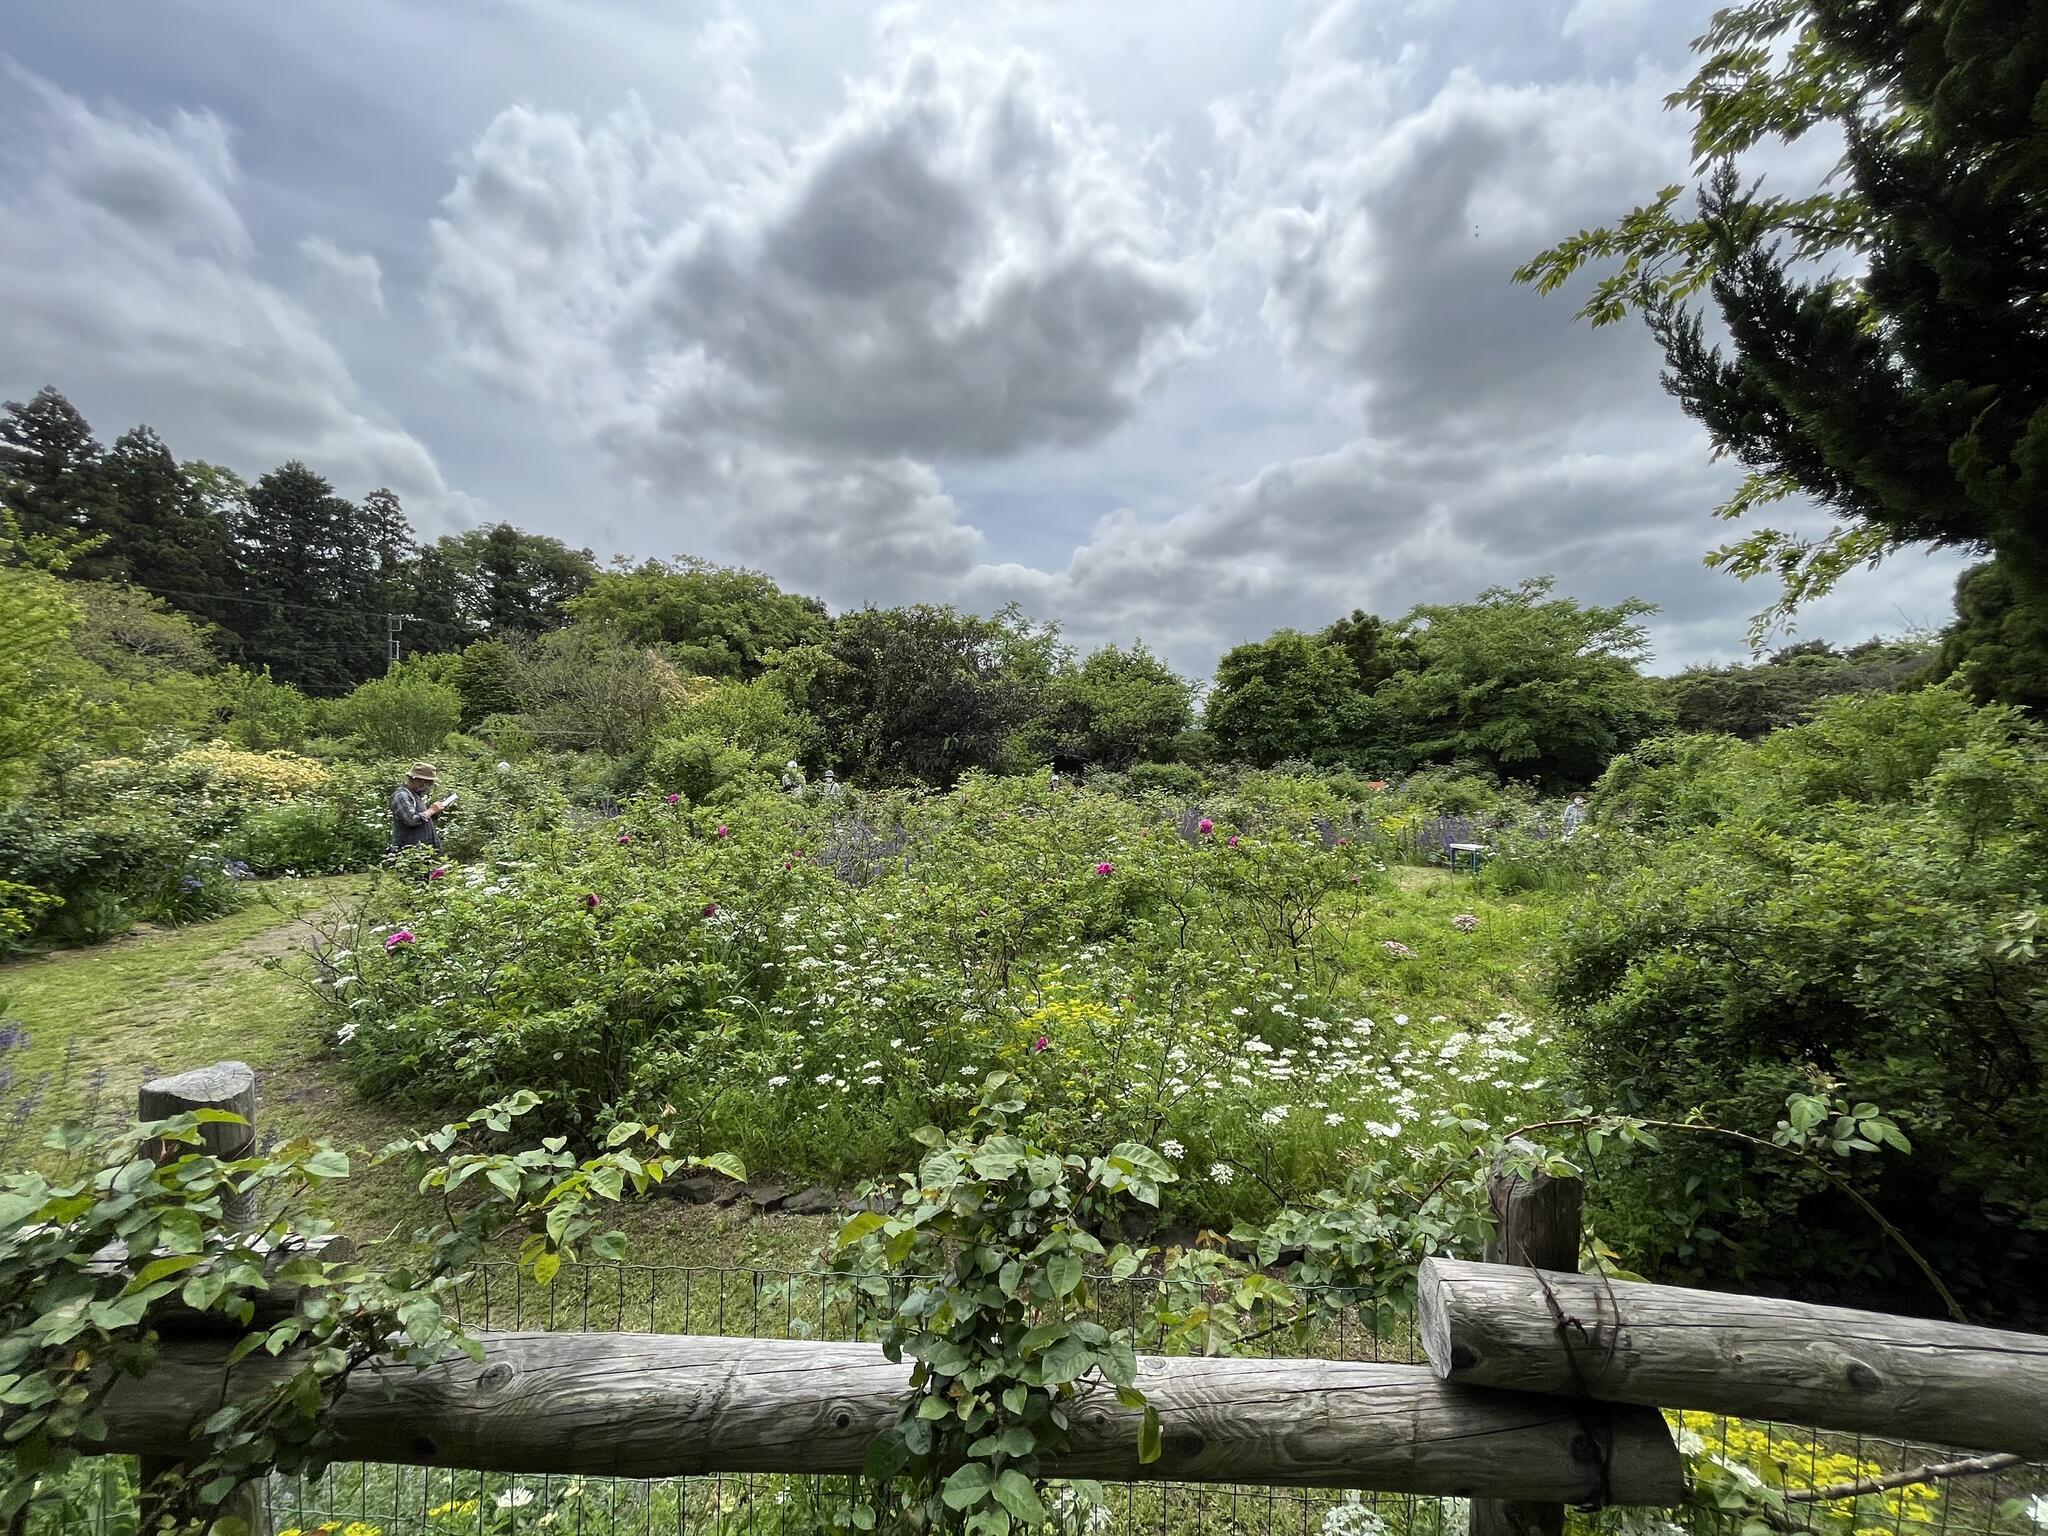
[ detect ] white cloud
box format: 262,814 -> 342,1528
299,236 -> 385,312
0,64 -> 478,528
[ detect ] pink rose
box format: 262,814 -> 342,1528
384,929 -> 415,952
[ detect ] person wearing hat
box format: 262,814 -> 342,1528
780,760 -> 804,794
390,762 -> 451,856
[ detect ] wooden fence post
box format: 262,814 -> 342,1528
137,1061 -> 268,1536
1470,1137 -> 1585,1536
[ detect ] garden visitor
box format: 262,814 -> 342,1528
781,760 -> 804,794
389,762 -> 451,858
1562,794 -> 1588,839
818,768 -> 843,799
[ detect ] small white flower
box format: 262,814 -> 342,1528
1324,1113 -> 1345,1126
1209,1162 -> 1234,1185
1160,1139 -> 1184,1160
495,1488 -> 536,1509
768,1075 -> 790,1088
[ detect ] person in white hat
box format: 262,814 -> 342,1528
390,762 -> 451,855
780,760 -> 805,794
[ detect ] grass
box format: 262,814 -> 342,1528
0,876 -> 363,1138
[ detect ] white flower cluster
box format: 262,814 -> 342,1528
1318,1494 -> 1387,1536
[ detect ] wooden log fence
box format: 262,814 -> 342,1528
94,1334 -> 1688,1503
58,1063 -> 2048,1526
1417,1256 -> 2048,1459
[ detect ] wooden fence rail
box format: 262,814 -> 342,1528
94,1333 -> 1688,1502
1417,1257 -> 2048,1459
72,1062 -> 2048,1536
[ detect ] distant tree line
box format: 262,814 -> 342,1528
0,386 -> 600,695
0,383 -> 1991,794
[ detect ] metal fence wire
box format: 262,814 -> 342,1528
86,1260 -> 2048,1536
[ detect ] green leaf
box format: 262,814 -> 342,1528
533,1250 -> 561,1286
1138,1404 -> 1162,1464
302,1147 -> 351,1179
835,1212 -> 887,1251
992,1470 -> 1047,1524
863,1425 -> 910,1480
127,1253 -> 208,1290
1046,1252 -> 1083,1298
941,1463 -> 992,1510
696,1152 -> 747,1182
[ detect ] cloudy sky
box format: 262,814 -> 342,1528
0,0 -> 1968,679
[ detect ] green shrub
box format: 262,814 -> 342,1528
238,796 -> 386,875
642,730 -> 762,804
1553,687 -> 2048,1320
0,797 -> 241,948
1117,761 -> 1206,798
327,671 -> 461,759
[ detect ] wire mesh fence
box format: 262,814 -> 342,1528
74,1259 -> 2048,1536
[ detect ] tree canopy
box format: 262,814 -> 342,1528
1518,0 -> 2048,694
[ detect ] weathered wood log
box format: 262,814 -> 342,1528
1418,1257 -> 2048,1457
140,1060 -> 259,1229
1472,1140 -> 1585,1536
138,1060 -> 266,1535
94,1332 -> 1687,1503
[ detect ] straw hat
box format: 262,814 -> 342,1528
406,762 -> 439,783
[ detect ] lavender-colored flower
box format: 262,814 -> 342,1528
1381,940 -> 1417,959
1452,913 -> 1480,932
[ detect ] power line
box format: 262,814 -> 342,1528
122,582 -> 397,622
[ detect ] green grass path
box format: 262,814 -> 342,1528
0,880 -> 832,1274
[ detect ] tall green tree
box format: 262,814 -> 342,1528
1320,609 -> 1408,691
1203,631 -> 1358,768
1358,580 -> 1668,785
468,523 -> 596,636
1658,636 -> 1935,739
1519,0 -> 2048,682
0,387 -> 107,549
1938,562 -> 2048,714
793,604 -> 1061,785
564,557 -> 826,676
84,429 -> 239,625
1038,642 -> 1195,771
234,463 -> 383,694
